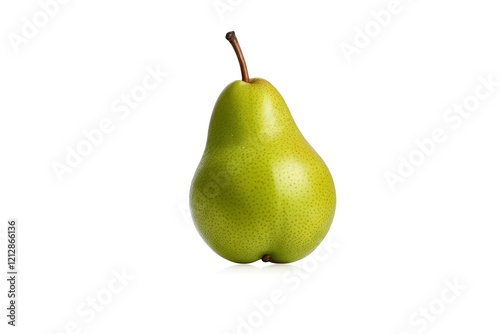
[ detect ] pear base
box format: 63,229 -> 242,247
261,254 -> 276,263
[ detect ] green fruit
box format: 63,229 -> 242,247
190,31 -> 336,263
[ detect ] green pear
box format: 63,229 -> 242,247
190,31 -> 336,263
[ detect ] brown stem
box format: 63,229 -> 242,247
226,31 -> 250,83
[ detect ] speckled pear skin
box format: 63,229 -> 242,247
190,78 -> 336,263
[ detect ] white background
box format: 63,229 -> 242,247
1,0 -> 500,333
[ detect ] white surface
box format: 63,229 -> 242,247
1,0 -> 499,333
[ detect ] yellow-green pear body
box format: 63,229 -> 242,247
190,78 -> 336,263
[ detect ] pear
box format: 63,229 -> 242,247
190,31 -> 336,263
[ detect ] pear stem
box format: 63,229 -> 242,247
226,31 -> 250,83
